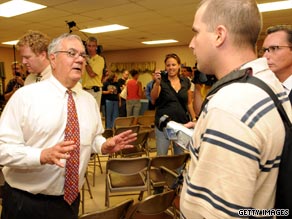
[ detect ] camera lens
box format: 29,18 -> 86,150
160,70 -> 167,76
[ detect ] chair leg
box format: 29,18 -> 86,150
105,179 -> 109,207
92,154 -> 96,187
91,154 -> 103,187
138,191 -> 144,201
81,172 -> 93,214
96,153 -> 103,174
85,172 -> 93,199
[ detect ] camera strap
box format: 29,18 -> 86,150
165,79 -> 192,121
166,80 -> 188,113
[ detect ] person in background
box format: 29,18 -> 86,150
0,33 -> 136,219
126,69 -> 142,124
261,24 -> 292,103
118,69 -> 130,117
100,69 -> 110,117
192,64 -> 216,116
181,66 -> 194,85
81,36 -> 105,110
145,72 -> 155,110
4,62 -> 25,102
101,68 -> 109,83
181,66 -> 196,117
102,73 -> 120,129
17,30 -> 52,85
180,0 -> 291,218
151,53 -> 196,156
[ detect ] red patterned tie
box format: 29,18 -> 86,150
64,90 -> 80,205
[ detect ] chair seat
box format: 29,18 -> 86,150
109,173 -> 146,188
150,169 -> 166,187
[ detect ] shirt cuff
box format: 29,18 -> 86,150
94,135 -> 107,154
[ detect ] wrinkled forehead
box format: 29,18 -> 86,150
60,38 -> 85,52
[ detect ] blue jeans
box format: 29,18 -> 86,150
155,127 -> 183,155
105,100 -> 119,129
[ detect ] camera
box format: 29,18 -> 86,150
160,70 -> 167,77
193,70 -> 217,86
92,86 -> 100,92
159,115 -> 194,150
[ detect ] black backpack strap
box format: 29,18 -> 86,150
247,76 -> 292,213
246,76 -> 292,127
199,68 -> 251,116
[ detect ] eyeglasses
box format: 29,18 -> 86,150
259,45 -> 292,55
54,48 -> 88,59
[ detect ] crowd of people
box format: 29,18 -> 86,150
0,0 -> 292,218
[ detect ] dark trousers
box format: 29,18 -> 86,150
1,182 -> 80,219
148,100 -> 155,110
119,98 -> 127,117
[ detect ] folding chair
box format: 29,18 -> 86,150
119,130 -> 149,158
113,116 -> 135,131
145,129 -> 157,156
149,153 -> 190,193
112,125 -> 140,158
81,171 -> 93,214
87,153 -> 103,187
105,157 -> 150,207
113,125 -> 140,136
125,190 -> 176,219
137,115 -> 155,132
87,128 -> 112,184
160,166 -> 183,219
79,198 -> 134,219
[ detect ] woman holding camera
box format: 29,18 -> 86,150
151,53 -> 196,155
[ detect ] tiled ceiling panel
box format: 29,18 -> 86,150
0,0 -> 291,51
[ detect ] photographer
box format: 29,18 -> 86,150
151,53 -> 196,156
81,37 -> 105,109
192,65 -> 217,115
4,62 -> 25,102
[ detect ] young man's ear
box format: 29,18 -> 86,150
214,25 -> 227,47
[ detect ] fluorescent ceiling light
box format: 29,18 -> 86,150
0,0 -> 47,17
142,39 -> 178,45
80,24 -> 129,34
2,40 -> 19,45
258,0 -> 292,12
